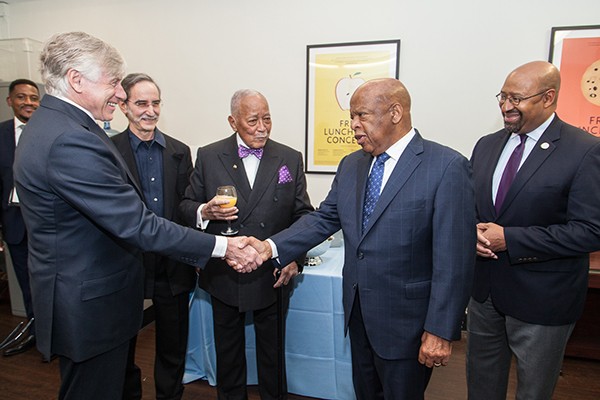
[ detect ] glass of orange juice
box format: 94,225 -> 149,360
216,185 -> 238,235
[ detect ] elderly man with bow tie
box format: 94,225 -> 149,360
179,89 -> 314,400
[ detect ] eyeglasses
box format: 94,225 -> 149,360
127,100 -> 162,109
495,90 -> 549,106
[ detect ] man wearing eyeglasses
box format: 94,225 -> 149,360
112,73 -> 195,400
468,61 -> 600,400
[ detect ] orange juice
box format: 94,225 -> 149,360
216,195 -> 237,208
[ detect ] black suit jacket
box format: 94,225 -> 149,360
0,119 -> 26,244
470,115 -> 600,325
112,128 -> 196,297
180,134 -> 313,312
13,95 -> 216,361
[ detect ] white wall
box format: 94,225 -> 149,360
3,0 -> 598,203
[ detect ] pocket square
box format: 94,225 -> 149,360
278,165 -> 293,184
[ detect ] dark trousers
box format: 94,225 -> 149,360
211,294 -> 289,400
59,339 -> 130,400
123,277 -> 190,400
348,294 -> 432,400
6,237 -> 34,331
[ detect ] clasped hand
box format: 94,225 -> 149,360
476,222 -> 506,259
224,237 -> 274,273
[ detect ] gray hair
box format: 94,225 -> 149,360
40,31 -> 126,96
121,73 -> 161,100
230,89 -> 266,116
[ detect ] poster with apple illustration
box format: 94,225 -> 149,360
549,25 -> 600,137
305,40 -> 400,173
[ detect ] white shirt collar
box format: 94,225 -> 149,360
56,95 -> 95,121
382,127 -> 416,161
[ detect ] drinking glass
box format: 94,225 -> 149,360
216,185 -> 238,235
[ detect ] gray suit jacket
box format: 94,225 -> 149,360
14,95 -> 215,361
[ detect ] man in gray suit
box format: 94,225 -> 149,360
179,89 -> 313,399
13,32 -> 261,400
251,78 -> 475,400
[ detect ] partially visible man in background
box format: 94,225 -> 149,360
13,31 -> 261,400
113,73 -> 195,400
0,79 -> 40,357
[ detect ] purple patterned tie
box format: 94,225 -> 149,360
495,134 -> 527,213
238,145 -> 263,159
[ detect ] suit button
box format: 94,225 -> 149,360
358,252 -> 364,260
260,222 -> 265,228
273,196 -> 279,202
353,283 -> 358,290
240,224 -> 244,228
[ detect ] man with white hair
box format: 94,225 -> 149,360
13,32 -> 262,400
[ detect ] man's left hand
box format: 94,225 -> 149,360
418,331 -> 452,368
273,261 -> 298,288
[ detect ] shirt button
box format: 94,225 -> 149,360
153,198 -> 158,202
151,177 -> 155,182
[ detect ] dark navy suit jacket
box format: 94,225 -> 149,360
470,116 -> 600,325
13,95 -> 216,361
0,118 -> 26,245
271,130 -> 476,360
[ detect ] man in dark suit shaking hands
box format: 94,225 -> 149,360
179,89 -> 313,400
468,61 -> 600,400
0,79 -> 40,356
13,32 -> 262,400
251,78 -> 476,400
112,73 -> 196,400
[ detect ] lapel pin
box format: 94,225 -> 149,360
540,142 -> 550,150
233,164 -> 238,169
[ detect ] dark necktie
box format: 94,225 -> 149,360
238,145 -> 263,159
495,134 -> 527,212
362,152 -> 390,232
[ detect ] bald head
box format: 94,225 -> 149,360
505,61 -> 561,106
349,78 -> 413,156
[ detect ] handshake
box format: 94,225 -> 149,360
224,236 -> 274,273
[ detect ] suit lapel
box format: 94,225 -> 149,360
241,142 -> 280,223
217,135 -> 251,203
161,132 -> 182,221
497,118 -> 560,215
483,132 -> 510,219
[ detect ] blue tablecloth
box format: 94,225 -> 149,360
183,247 -> 355,399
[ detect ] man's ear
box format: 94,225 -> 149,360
66,69 -> 84,94
390,103 -> 404,124
228,115 -> 238,132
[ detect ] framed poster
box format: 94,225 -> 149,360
305,40 -> 400,173
549,25 -> 600,136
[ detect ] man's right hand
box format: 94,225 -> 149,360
202,195 -> 239,221
224,236 -> 263,273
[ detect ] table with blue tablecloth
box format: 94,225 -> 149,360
183,246 -> 355,399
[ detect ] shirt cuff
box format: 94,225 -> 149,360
266,238 -> 278,259
212,235 -> 228,258
196,204 -> 210,230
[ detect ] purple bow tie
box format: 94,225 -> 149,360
238,145 -> 263,160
